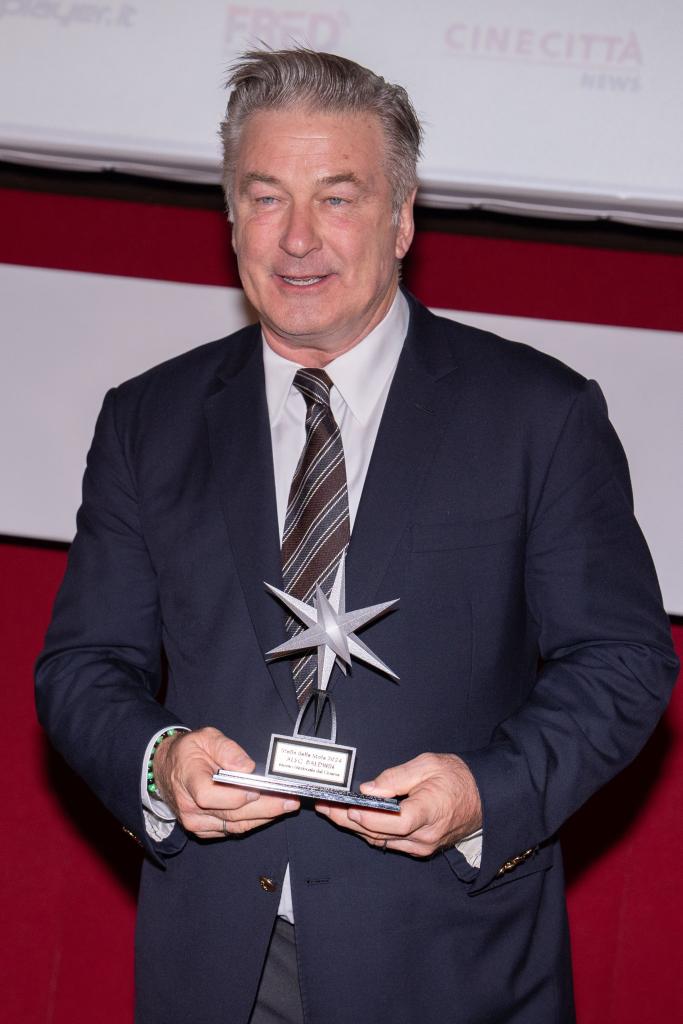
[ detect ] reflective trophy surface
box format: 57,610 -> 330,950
213,558 -> 401,812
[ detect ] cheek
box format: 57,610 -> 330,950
343,229 -> 391,267
357,239 -> 398,283
235,243 -> 271,288
233,219 -> 272,263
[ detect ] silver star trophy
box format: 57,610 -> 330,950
213,557 -> 401,812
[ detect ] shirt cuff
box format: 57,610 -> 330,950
140,726 -> 190,841
455,828 -> 483,869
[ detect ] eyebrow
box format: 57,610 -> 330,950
239,172 -> 280,194
316,173 -> 363,188
239,171 -> 365,194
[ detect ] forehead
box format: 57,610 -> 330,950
235,105 -> 389,181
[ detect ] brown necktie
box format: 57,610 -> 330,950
281,369 -> 351,705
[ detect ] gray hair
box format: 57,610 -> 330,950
219,48 -> 423,220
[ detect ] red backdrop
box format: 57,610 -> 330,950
2,188 -> 681,1022
4,548 -> 681,1023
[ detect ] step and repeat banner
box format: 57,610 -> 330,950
0,0 -> 682,225
1,2 -> 681,611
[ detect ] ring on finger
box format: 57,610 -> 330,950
381,839 -> 388,853
221,818 -> 229,838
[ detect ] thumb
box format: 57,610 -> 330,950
360,757 -> 424,798
204,729 -> 255,773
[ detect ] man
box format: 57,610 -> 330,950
36,49 -> 678,1024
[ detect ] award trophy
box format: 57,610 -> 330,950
213,558 -> 401,812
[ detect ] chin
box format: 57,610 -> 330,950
267,308 -> 338,343
279,326 -> 337,349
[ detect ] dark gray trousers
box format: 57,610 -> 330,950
249,919 -> 305,1024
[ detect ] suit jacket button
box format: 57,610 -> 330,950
259,876 -> 278,893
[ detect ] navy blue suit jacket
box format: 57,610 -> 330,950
36,294 -> 678,1023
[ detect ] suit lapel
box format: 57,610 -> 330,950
346,296 -> 459,609
204,327 -> 299,724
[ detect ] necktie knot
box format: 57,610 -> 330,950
293,368 -> 333,410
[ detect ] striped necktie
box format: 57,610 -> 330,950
281,368 -> 351,706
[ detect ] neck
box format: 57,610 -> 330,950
261,333 -> 361,368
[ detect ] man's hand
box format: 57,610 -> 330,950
153,727 -> 299,839
315,753 -> 482,857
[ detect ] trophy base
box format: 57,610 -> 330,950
212,769 -> 400,812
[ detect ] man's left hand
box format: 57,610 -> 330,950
315,753 -> 482,857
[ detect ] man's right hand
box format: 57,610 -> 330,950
153,727 -> 300,839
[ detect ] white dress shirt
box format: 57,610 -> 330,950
142,289 -> 482,922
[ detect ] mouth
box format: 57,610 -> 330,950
278,274 -> 330,288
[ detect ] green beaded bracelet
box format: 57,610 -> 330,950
147,728 -> 181,796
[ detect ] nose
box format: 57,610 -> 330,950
279,201 -> 321,259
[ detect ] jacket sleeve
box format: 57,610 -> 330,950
453,379 -> 679,891
35,387 -> 187,863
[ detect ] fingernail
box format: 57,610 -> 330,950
348,810 -> 361,823
246,790 -> 260,802
283,799 -> 298,811
361,781 -> 376,792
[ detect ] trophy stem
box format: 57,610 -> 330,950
293,688 -> 337,743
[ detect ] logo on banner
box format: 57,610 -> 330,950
444,23 -> 643,92
0,0 -> 136,27
225,5 -> 348,50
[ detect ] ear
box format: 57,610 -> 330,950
394,188 -> 417,260
230,210 -> 245,257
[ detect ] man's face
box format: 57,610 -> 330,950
230,106 -> 415,363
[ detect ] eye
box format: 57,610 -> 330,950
326,196 -> 348,207
255,195 -> 278,206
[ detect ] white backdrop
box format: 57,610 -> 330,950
3,262 -> 681,613
1,0 -> 682,226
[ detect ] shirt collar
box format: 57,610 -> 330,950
262,289 -> 409,427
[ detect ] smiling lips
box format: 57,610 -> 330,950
279,274 -> 329,287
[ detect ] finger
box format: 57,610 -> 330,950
172,741 -> 256,809
349,800 -> 425,836
172,727 -> 256,776
210,734 -> 256,774
223,793 -> 300,822
190,780 -> 262,813
222,815 -> 292,836
193,786 -> 299,819
316,788 -> 438,846
315,801 -> 421,841
359,754 -> 436,798
175,779 -> 262,823
189,815 -> 233,839
183,804 -> 298,838
315,808 -> 392,845
188,819 -> 271,839
375,836 -> 435,857
315,806 -> 438,864
350,821 -> 443,859
329,795 -> 427,836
